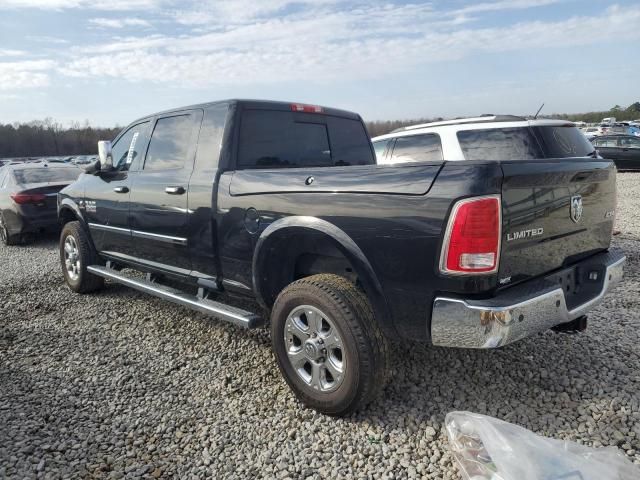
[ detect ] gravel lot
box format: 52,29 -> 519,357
1,173 -> 639,479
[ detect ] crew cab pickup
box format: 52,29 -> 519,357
58,100 -> 625,416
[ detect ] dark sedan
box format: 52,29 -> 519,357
0,162 -> 82,245
591,135 -> 640,171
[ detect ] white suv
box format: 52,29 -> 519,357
372,115 -> 596,164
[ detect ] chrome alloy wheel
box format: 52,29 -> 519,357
284,305 -> 346,393
64,235 -> 80,281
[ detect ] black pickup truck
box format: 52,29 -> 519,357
57,100 -> 625,416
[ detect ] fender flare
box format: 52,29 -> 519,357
252,216 -> 394,336
58,197 -> 86,227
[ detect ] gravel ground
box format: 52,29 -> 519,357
1,173 -> 640,479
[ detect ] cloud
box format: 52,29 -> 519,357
61,3 -> 640,88
0,0 -> 161,10
26,35 -> 69,44
89,17 -> 151,28
0,59 -> 55,90
0,49 -> 26,57
453,0 -> 563,15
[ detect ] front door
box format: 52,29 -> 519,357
84,120 -> 151,254
128,110 -> 203,273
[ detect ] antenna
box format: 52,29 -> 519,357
533,103 -> 545,119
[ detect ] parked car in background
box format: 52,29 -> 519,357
583,127 -> 604,140
0,162 -> 82,245
372,115 -> 597,164
592,135 -> 640,171
72,155 -> 96,165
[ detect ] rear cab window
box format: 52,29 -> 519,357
237,110 -> 374,169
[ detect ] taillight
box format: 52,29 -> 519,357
440,195 -> 501,275
10,193 -> 47,205
291,103 -> 323,113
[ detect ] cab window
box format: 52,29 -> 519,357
111,121 -> 150,171
144,115 -> 196,171
237,110 -> 374,169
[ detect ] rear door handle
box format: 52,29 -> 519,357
113,186 -> 129,193
165,186 -> 186,195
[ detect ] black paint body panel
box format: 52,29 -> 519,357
58,99 -> 617,343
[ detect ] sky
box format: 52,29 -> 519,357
0,0 -> 639,127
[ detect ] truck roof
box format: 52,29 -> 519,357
129,99 -> 362,126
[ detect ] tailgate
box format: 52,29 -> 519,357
499,159 -> 616,285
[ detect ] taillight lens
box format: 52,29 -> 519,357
440,196 -> 501,274
10,193 -> 46,205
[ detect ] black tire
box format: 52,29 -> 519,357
271,274 -> 389,416
59,221 -> 104,293
0,214 -> 20,246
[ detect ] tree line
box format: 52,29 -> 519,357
0,119 -> 119,159
2,102 -> 639,158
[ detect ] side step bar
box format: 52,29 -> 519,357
87,265 -> 264,329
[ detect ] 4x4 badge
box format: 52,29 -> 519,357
570,195 -> 583,223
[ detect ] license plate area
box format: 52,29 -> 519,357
547,263 -> 606,311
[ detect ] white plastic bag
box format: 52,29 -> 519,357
445,411 -> 639,480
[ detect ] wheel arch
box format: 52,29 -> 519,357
58,198 -> 85,227
252,216 -> 394,337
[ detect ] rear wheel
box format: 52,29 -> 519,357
271,274 -> 389,416
60,221 -> 104,293
0,214 -> 20,246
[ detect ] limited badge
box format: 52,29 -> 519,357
570,195 -> 583,223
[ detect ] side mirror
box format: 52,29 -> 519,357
98,140 -> 114,172
83,159 -> 101,174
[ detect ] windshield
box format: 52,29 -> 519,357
13,168 -> 81,185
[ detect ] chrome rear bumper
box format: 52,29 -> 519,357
431,250 -> 625,348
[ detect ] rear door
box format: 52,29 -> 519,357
128,110 -> 203,272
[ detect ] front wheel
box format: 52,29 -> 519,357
60,221 -> 104,293
271,274 -> 389,416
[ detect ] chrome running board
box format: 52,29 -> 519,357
87,265 -> 263,329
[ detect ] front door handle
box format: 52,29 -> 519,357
113,186 -> 129,193
165,186 -> 186,195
